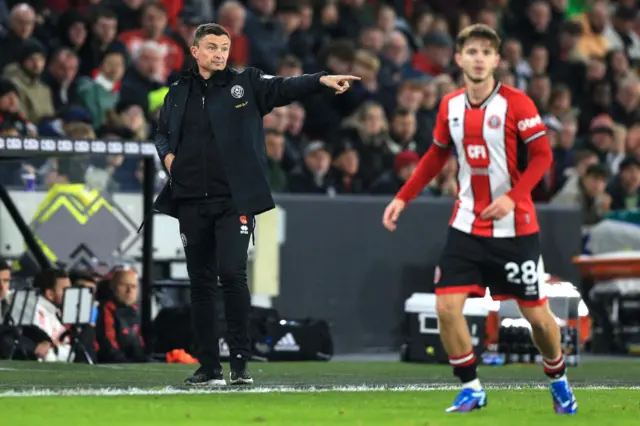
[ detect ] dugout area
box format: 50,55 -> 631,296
1,359 -> 639,425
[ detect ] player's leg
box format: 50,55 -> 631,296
215,203 -> 254,385
436,229 -> 488,412
180,203 -> 226,386
519,302 -> 577,414
488,235 -> 577,414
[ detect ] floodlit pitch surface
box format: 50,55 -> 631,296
1,360 -> 639,425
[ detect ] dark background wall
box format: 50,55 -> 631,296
272,195 -> 582,354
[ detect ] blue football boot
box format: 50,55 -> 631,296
445,388 -> 488,412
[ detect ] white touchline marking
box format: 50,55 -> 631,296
0,384 -> 638,398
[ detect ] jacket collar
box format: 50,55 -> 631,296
180,67 -> 233,87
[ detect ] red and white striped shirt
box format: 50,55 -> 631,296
397,82 -> 553,238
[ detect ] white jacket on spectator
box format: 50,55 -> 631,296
35,297 -> 73,362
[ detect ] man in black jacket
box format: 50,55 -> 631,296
153,23 -> 358,386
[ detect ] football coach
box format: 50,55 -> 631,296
153,23 -> 359,386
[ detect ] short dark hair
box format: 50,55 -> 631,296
193,23 -> 230,46
394,108 -> 412,118
92,7 -> 117,23
584,164 -> 608,180
34,269 -> 68,293
0,257 -> 10,272
456,23 -> 501,52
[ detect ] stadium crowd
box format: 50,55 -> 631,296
0,0 -> 638,229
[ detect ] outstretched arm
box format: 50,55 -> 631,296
249,68 -> 359,115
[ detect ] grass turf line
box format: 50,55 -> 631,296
2,390 -> 639,425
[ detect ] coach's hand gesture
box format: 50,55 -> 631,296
481,195 -> 515,220
320,75 -> 361,94
382,198 -> 406,232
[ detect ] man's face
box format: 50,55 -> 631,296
359,28 -> 384,53
287,105 -> 305,135
583,175 -> 606,197
220,6 -> 246,34
94,17 -> 118,44
101,52 -> 125,81
397,163 -> 417,181
529,1 -> 551,32
113,272 -> 139,306
47,277 -> 71,306
142,6 -> 167,39
52,54 -> 79,84
265,133 -> 285,161
383,34 -> 408,65
559,121 -> 577,149
0,269 -> 10,301
191,34 -> 231,72
397,87 -> 423,112
23,53 -> 46,77
364,105 -> 384,135
621,166 -> 640,192
305,149 -> 331,175
589,2 -> 608,33
455,38 -> 500,84
529,46 -> 548,73
592,131 -> 613,151
136,48 -> 163,80
392,114 -> 417,141
11,9 -> 35,40
425,44 -> 453,68
422,83 -> 437,109
502,40 -> 521,65
0,92 -> 19,113
335,150 -> 359,176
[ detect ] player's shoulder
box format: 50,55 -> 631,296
438,87 -> 466,110
498,83 -> 533,103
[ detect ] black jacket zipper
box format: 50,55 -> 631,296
202,82 -> 208,197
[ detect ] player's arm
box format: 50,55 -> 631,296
506,95 -> 553,203
395,101 -> 452,203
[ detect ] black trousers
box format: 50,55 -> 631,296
178,199 -> 253,372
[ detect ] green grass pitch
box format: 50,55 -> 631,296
1,359 -> 639,425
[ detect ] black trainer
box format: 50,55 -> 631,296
184,367 -> 226,386
229,368 -> 254,385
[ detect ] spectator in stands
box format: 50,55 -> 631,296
605,5 -> 640,65
552,162 -> 611,226
0,3 -> 37,72
379,30 -> 412,87
95,268 -> 147,363
0,258 -> 13,360
341,101 -> 395,186
110,0 -> 145,33
170,9 -> 205,72
607,156 -> 640,211
77,48 -> 126,129
42,48 -> 80,111
3,39 -> 55,124
414,81 -> 437,152
582,114 -> 625,175
32,269 -> 74,362
412,31 -> 453,77
277,54 -> 303,77
264,128 -> 287,193
358,26 -> 384,55
575,0 -> 610,59
244,0 -> 286,74
390,108 -> 418,152
526,73 -> 551,113
0,258 -> 10,320
78,8 -> 126,76
120,2 -> 183,81
369,150 -> 419,195
350,49 -> 380,101
330,140 -> 364,194
119,41 -> 165,112
0,77 -> 36,136
105,99 -> 147,141
611,76 -> 640,127
55,10 -> 88,54
288,141 -> 335,194
281,101 -> 306,172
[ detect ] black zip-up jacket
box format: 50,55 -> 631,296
153,67 -> 327,218
171,70 -> 231,200
95,300 -> 147,363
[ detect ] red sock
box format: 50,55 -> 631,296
543,354 -> 566,379
449,350 -> 477,383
